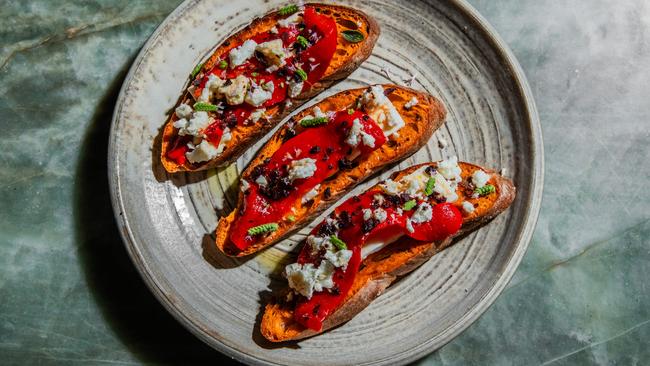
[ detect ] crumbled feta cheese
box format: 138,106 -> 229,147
245,81 -> 274,107
472,169 -> 490,188
438,156 -> 462,182
215,127 -> 232,155
176,111 -> 211,137
173,118 -> 188,130
288,158 -> 317,181
373,194 -> 385,206
313,107 -> 326,118
362,208 -> 372,221
404,97 -> 419,110
284,260 -> 335,299
306,235 -> 333,256
373,208 -> 388,223
462,201 -> 475,214
405,218 -> 415,233
248,108 -> 266,124
255,175 -> 268,187
219,75 -> 249,105
175,103 -> 193,119
288,80 -> 304,98
198,74 -> 226,102
255,39 -> 287,66
185,140 -> 219,163
270,26 -> 278,34
278,12 -> 302,28
411,202 -> 433,224
361,85 -> 406,137
229,39 -> 257,67
301,184 -> 320,203
380,179 -> 400,195
400,166 -> 430,198
324,249 -> 353,270
432,172 -> 459,203
240,179 -> 250,192
345,118 -> 375,148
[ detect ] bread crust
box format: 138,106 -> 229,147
260,162 -> 516,342
215,85 -> 446,256
161,3 -> 380,173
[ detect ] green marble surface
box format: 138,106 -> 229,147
1,0 -> 648,365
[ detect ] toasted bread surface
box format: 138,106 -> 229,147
215,85 -> 446,256
161,4 -> 380,173
260,162 -> 516,342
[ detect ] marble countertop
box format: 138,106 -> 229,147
1,0 -> 648,365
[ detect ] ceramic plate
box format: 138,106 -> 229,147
108,0 -> 543,365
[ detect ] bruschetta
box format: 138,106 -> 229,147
161,3 -> 380,172
260,159 -> 516,341
215,84 -> 446,256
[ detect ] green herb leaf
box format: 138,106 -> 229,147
247,223 -> 279,236
342,30 -> 364,43
251,72 -> 259,77
425,177 -> 436,196
474,184 -> 495,197
347,108 -> 354,115
286,215 -> 296,222
330,236 -> 347,251
296,35 -> 309,48
279,4 -> 299,16
193,102 -> 218,112
295,68 -> 308,81
218,60 -> 228,69
190,63 -> 203,78
300,117 -> 328,127
403,199 -> 417,211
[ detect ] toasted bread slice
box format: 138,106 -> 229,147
215,85 -> 446,256
260,161 -> 516,341
161,4 -> 380,172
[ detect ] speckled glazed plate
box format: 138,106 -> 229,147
108,1 -> 543,365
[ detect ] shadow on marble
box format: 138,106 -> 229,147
73,58 -> 243,366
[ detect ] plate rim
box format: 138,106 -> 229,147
107,0 -> 544,365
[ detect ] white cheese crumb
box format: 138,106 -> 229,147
380,179 -> 400,195
219,74 -> 249,105
345,118 -> 375,148
471,169 -> 491,188
278,12 -> 302,28
404,97 -> 419,110
198,74 -> 226,102
405,218 -> 415,233
269,26 -> 278,34
411,202 -> 433,224
255,175 -> 268,187
245,81 -> 274,107
175,103 -> 193,119
306,235 -> 333,256
176,111 -> 211,137
323,249 -> 353,270
255,39 -> 287,66
248,108 -> 266,124
373,208 -> 388,223
288,80 -> 304,98
215,127 -> 232,155
361,85 -> 406,137
432,172 -> 459,203
301,184 -> 320,204
185,140 -> 219,163
373,194 -> 385,206
240,179 -> 250,193
362,208 -> 372,221
438,156 -> 462,182
288,158 -> 317,181
229,39 -> 257,67
462,201 -> 475,214
284,261 -> 335,299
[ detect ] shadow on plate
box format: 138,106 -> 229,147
73,58 -> 242,366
